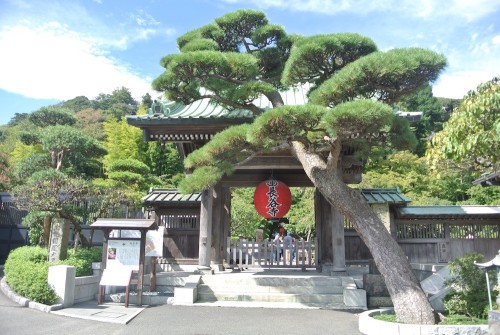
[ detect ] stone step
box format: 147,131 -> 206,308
197,291 -> 345,304
107,292 -> 173,306
142,272 -> 191,287
197,283 -> 343,295
200,275 -> 342,287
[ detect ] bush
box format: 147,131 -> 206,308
4,246 -> 102,304
4,246 -> 57,305
444,252 -> 498,319
58,247 -> 102,276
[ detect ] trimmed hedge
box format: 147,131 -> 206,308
4,246 -> 57,305
4,246 -> 102,305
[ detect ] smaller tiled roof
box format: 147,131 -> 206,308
91,218 -> 156,230
396,206 -> 500,219
142,188 -> 202,205
359,188 -> 412,205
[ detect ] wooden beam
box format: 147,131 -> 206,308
236,156 -> 302,170
221,171 -> 313,187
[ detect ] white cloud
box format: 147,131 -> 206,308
432,70 -> 495,98
221,0 -> 500,21
0,23 -> 154,102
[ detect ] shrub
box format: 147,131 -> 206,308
4,246 -> 102,304
4,246 -> 57,305
58,247 -> 102,276
444,252 -> 498,319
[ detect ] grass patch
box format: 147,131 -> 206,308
440,314 -> 487,325
372,314 -> 401,323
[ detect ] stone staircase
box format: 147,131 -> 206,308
193,271 -> 367,309
106,267 -> 368,310
108,271 -> 191,306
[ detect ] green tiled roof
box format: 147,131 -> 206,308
143,187 -> 410,206
127,84 -> 311,124
397,206 -> 500,218
359,188 -> 412,204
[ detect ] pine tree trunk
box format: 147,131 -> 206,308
291,141 -> 435,324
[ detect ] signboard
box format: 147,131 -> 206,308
99,268 -> 132,287
146,227 -> 164,257
106,239 -> 140,271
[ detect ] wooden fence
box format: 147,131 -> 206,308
0,199 -> 145,264
395,219 -> 500,263
227,237 -> 317,269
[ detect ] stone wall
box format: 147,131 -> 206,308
74,275 -> 100,304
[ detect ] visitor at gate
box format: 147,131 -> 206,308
272,232 -> 282,262
283,232 -> 295,262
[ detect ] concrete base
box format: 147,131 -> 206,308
174,275 -> 201,305
48,265 -> 76,308
174,286 -> 197,305
343,288 -> 367,309
490,310 -> 500,335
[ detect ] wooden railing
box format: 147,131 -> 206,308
227,237 -> 317,269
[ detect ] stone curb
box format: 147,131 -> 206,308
358,308 -> 488,335
1,277 -> 63,312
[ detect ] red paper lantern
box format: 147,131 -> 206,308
253,179 -> 291,219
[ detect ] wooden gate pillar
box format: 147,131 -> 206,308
315,189 -> 346,273
332,206 -> 346,272
210,183 -> 225,270
221,187 -> 231,267
198,187 -> 213,273
315,189 -> 333,271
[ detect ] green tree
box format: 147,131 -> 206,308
142,93 -> 153,108
286,188 -> 315,241
444,253 -> 497,318
7,113 -> 29,126
12,107 -> 107,257
399,83 -> 448,156
230,187 -> 264,239
61,96 -> 93,112
102,117 -> 146,166
427,77 -> 499,173
0,149 -> 11,191
75,108 -> 107,141
106,87 -> 139,119
152,10 -> 447,324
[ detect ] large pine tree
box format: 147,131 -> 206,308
152,9 -> 446,324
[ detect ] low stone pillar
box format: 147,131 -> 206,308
490,310 -> 500,335
48,265 -> 76,308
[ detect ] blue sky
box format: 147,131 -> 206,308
0,0 -> 499,125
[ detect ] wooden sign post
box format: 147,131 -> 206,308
91,219 -> 157,307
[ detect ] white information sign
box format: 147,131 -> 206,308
99,268 -> 132,286
106,239 -> 140,271
145,227 -> 164,257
